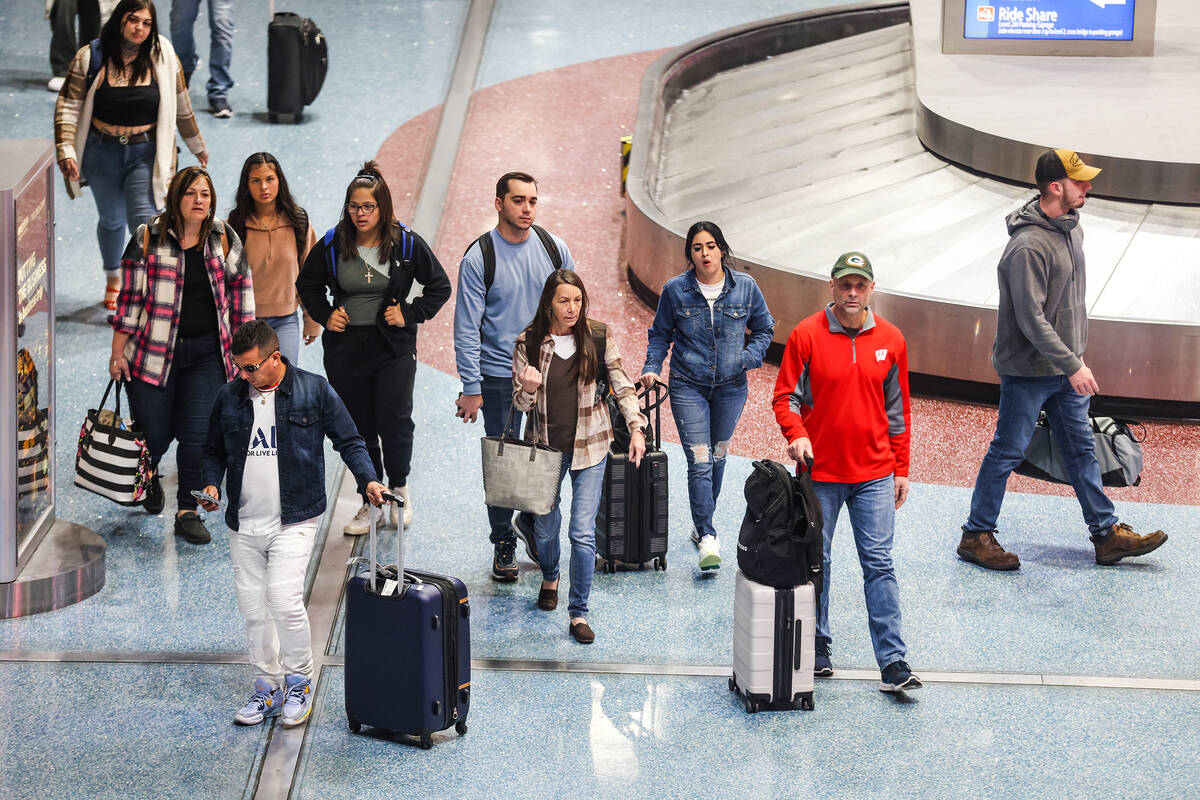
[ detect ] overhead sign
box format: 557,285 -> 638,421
964,1 -> 1136,41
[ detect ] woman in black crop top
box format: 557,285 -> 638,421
54,0 -> 207,310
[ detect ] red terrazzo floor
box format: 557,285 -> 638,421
378,50 -> 1200,507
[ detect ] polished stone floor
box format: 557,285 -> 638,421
0,1 -> 1196,798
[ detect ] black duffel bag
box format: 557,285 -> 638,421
1015,412 -> 1144,488
737,459 -> 823,592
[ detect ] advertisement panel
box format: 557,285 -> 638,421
964,1 -> 1136,41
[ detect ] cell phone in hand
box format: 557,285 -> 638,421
190,489 -> 221,506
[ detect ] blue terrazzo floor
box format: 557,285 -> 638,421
0,1 -> 1197,798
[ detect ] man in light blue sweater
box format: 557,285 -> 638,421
453,171 -> 575,581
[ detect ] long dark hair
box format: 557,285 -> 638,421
155,166 -> 215,247
524,270 -> 597,385
227,152 -> 308,259
683,220 -> 733,271
99,0 -> 161,85
334,161 -> 400,264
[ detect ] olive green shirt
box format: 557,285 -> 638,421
337,249 -> 390,326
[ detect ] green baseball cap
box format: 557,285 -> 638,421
831,251 -> 873,281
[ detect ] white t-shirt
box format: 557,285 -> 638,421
238,390 -> 282,532
698,277 -> 725,324
550,333 -> 576,358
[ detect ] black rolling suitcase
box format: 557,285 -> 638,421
267,8 -> 328,123
596,383 -> 669,572
344,492 -> 471,749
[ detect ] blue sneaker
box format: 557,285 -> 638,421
234,678 -> 283,725
880,660 -> 922,692
282,674 -> 313,727
814,638 -> 833,677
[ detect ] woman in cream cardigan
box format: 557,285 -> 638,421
54,0 -> 207,309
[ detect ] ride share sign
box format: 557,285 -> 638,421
964,1 -> 1137,41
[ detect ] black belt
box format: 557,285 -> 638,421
93,129 -> 154,145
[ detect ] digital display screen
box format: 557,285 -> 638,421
964,1 -> 1136,41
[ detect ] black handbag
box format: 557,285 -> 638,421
1015,412 -> 1144,488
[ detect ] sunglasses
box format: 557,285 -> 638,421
235,351 -> 278,373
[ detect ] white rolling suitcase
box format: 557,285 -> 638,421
730,569 -> 815,712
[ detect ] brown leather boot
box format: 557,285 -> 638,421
1092,522 -> 1168,566
957,529 -> 1020,570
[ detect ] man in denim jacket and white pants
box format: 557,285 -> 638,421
201,320 -> 385,727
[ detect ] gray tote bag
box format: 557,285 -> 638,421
481,405 -> 563,515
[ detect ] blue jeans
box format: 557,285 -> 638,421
533,453 -> 606,618
124,333 -> 227,511
80,132 -> 158,273
480,375 -> 528,545
667,376 -> 748,540
813,476 -> 906,670
261,312 -> 299,367
966,374 -> 1118,537
170,0 -> 235,104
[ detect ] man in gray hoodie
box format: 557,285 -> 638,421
957,149 -> 1166,570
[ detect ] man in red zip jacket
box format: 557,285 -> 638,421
772,252 -> 920,693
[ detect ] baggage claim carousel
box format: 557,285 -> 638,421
623,0 -> 1200,418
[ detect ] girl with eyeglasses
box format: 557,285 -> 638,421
296,161 -> 451,534
107,165 -> 254,545
227,152 -> 320,366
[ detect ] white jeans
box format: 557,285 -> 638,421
228,519 -> 319,685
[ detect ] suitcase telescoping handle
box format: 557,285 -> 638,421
639,381 -> 665,451
366,490 -> 406,596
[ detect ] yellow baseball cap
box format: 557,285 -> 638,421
1035,149 -> 1101,183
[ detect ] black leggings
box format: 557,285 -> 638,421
323,326 -> 417,494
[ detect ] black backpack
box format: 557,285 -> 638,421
737,460 -> 823,592
466,225 -> 563,300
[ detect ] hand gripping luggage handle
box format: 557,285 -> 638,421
364,490 -> 406,596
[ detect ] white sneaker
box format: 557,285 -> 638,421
698,535 -> 721,571
47,76 -> 65,92
343,502 -> 372,536
392,486 -> 412,528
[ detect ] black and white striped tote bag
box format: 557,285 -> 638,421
74,379 -> 152,505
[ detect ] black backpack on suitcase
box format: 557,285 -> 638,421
267,12 -> 328,123
737,459 -> 823,593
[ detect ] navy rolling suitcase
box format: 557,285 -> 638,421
596,383 -> 669,572
344,492 -> 471,749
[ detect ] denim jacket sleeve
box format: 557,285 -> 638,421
741,278 -> 775,371
642,284 -> 676,376
320,381 -> 379,492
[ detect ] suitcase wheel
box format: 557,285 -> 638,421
420,734 -> 433,750
603,559 -> 615,574
800,694 -> 814,711
727,677 -> 736,692
743,696 -> 760,714
347,718 -> 361,734
654,556 -> 666,571
455,719 -> 468,736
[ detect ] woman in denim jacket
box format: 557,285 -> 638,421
640,221 -> 774,571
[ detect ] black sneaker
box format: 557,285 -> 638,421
174,512 -> 211,545
512,514 -> 540,566
880,660 -> 922,692
143,474 -> 164,515
210,99 -> 232,118
814,638 -> 833,677
491,541 -> 518,582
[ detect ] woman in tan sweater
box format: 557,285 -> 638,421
227,152 -> 320,365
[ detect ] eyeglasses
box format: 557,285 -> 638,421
347,202 -> 378,215
234,351 -> 278,374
